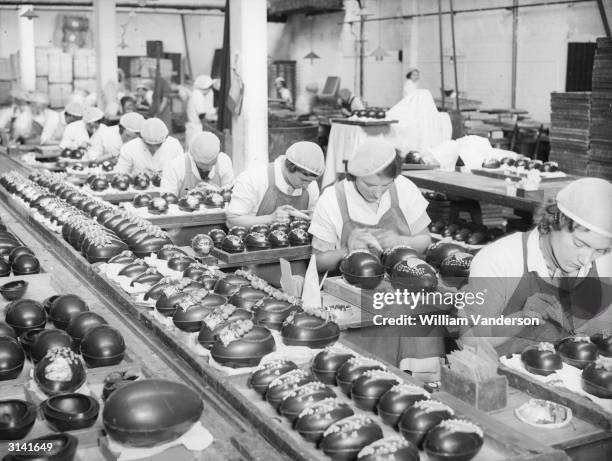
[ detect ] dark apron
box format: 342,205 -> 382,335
178,154 -> 202,196
497,232 -> 612,356
251,163 -> 310,286
336,180 -> 446,366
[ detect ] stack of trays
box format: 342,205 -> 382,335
549,91 -> 591,175
588,37 -> 612,180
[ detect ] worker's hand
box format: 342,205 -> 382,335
370,228 -> 402,250
271,205 -> 297,223
522,293 -> 571,332
347,228 -> 382,253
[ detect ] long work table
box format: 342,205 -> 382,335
403,169 -> 575,212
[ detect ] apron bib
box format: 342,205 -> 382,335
336,180 -> 446,366
178,154 -> 202,196
497,232 -> 612,356
251,163 -> 310,286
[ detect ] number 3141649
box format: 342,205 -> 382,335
7,442 -> 54,454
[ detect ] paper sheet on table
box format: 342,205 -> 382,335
301,255 -> 321,309
500,355 -> 612,412
108,422 -> 213,461
279,258 -> 298,296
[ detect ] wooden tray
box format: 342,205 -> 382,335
222,362 -> 568,461
471,168 -> 572,182
211,245 -> 312,265
498,363 -> 612,431
83,187 -> 162,204
121,203 -> 226,229
329,118 -> 398,127
402,164 -> 439,170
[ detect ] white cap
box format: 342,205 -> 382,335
65,101 -> 84,117
135,79 -> 152,91
119,112 -> 145,133
556,178 -> 612,238
141,117 -> 168,144
194,75 -> 213,90
285,141 -> 325,176
348,139 -> 396,177
275,77 -> 286,85
28,92 -> 49,106
83,107 -> 104,124
189,132 -> 221,164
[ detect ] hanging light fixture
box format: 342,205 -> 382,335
370,1 -> 387,61
303,16 -> 320,64
20,8 -> 38,20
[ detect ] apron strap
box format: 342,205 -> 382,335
521,231 -> 530,273
334,181 -> 351,224
388,183 -> 400,208
179,154 -> 192,195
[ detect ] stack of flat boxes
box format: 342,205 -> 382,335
549,92 -> 591,175
588,37 -> 612,180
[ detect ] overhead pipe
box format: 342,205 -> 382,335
0,1 -> 225,10
511,0 -> 518,108
438,0 -> 445,110
449,0 -> 460,112
341,0 -> 595,25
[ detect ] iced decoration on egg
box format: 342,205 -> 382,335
389,382 -> 430,397
268,369 -> 309,389
438,419 -> 483,437
43,348 -> 79,382
298,397 -> 344,418
413,399 -> 455,415
217,319 -> 254,347
203,304 -> 237,330
323,414 -> 375,436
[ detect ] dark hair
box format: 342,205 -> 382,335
535,202 -> 578,234
346,152 -> 403,182
284,158 -> 318,178
406,70 -> 419,79
120,95 -> 136,108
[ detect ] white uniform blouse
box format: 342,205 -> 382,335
86,125 -> 122,161
114,136 -> 183,175
160,152 -> 235,196
59,120 -> 89,150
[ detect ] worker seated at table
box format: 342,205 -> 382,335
25,92 -> 62,146
86,111 -> 144,163
114,117 -> 183,175
460,178 -> 612,357
161,131 -> 234,196
59,101 -> 89,151
274,77 -> 294,110
226,141 -> 324,229
185,75 -> 217,146
134,80 -> 153,114
403,68 -> 420,99
310,138 -> 432,273
120,96 -> 137,114
337,88 -> 364,117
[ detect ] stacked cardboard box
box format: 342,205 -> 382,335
549,92 -> 591,175
0,57 -> 12,104
588,37 -> 612,180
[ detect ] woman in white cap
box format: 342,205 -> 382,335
461,178 -> 612,356
226,141 -> 324,229
86,111 -> 144,163
310,138 -> 432,272
161,131 -> 233,196
403,68 -> 420,99
59,101 -> 89,150
185,75 -> 217,146
28,92 -> 62,145
309,138 -> 439,375
337,88 -> 364,117
274,77 -> 293,110
114,117 -> 182,175
135,80 -> 153,114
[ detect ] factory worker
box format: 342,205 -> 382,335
310,138 -> 432,273
9,89 -> 34,142
337,88 -> 364,117
461,178 -> 612,356
274,77 -> 293,109
59,101 -> 89,150
185,74 -> 217,146
28,92 -> 62,145
226,141 -> 324,229
295,82 -> 319,120
402,68 -> 420,98
161,132 -> 234,196
114,117 -> 182,175
135,80 -> 153,113
87,111 -> 144,163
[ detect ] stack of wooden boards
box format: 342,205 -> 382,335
549,37 -> 612,179
589,37 -> 612,180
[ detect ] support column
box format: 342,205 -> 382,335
18,5 -> 36,92
93,0 -> 118,108
230,0 -> 268,173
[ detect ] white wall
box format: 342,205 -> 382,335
267,0 -> 611,122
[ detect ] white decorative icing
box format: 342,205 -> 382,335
297,398 -> 344,418
438,419 -> 483,437
388,383 -> 430,397
357,437 -> 410,457
323,414 -> 374,436
268,369 -> 309,388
